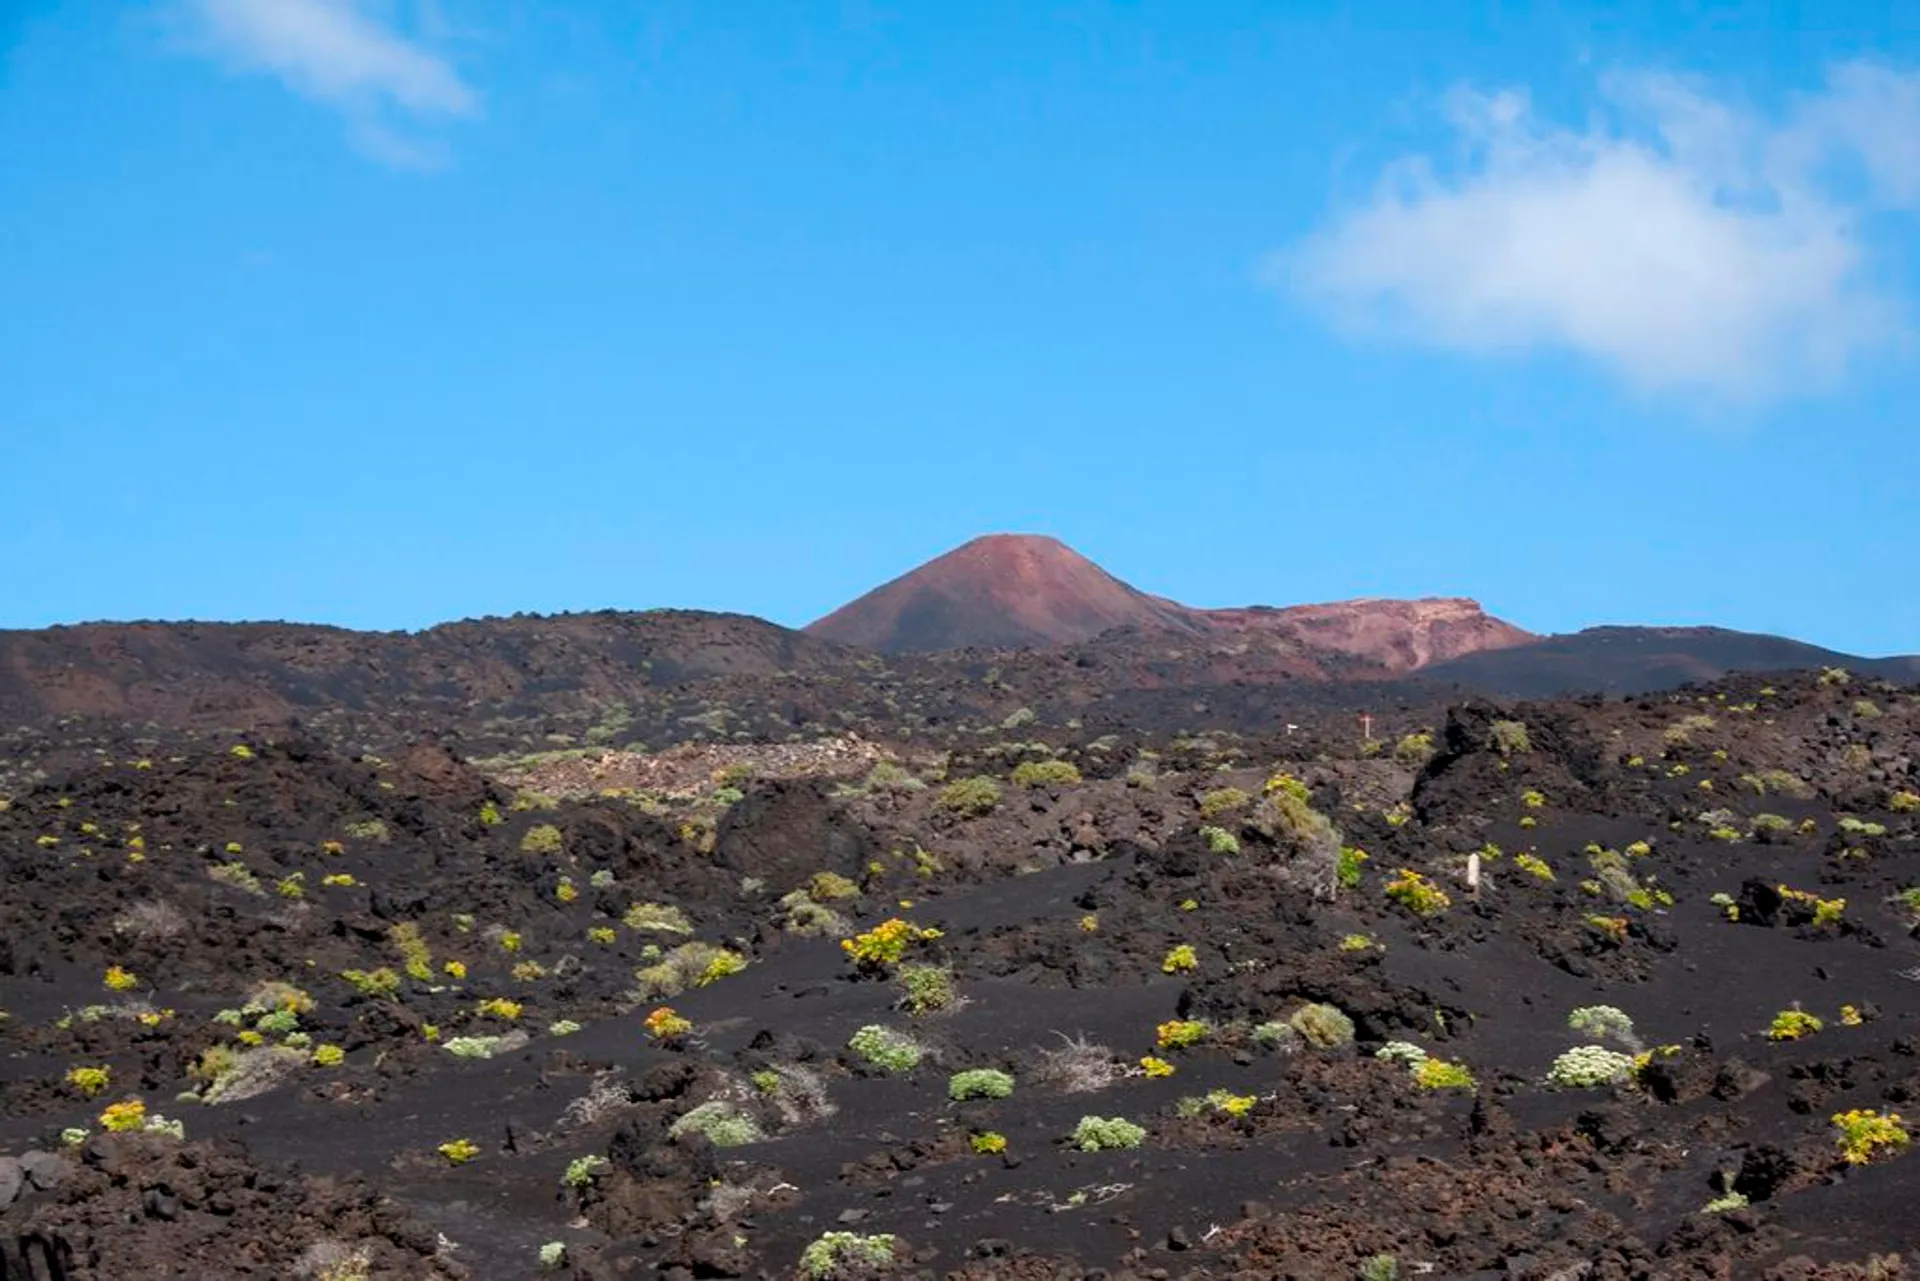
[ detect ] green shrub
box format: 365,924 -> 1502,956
254,1008 -> 299,1036
808,871 -> 862,901
897,964 -> 958,1015
668,1100 -> 762,1147
1412,1058 -> 1475,1090
341,968 -> 400,999
207,862 -> 263,894
1767,1009 -> 1822,1041
635,942 -> 736,998
861,760 -> 926,795
1359,1255 -> 1401,1281
623,901 -> 693,933
1489,720 -> 1531,755
561,1154 -> 607,1188
390,922 -> 433,982
1546,1045 -> 1634,1088
520,824 -> 564,856
1197,787 -> 1250,820
1740,769 -> 1813,799
1199,825 -> 1240,855
948,1068 -> 1015,1101
936,776 -> 1002,819
1567,1005 -> 1636,1044
847,1024 -> 924,1073
778,892 -> 850,938
443,1035 -> 517,1059
1662,714 -> 1716,748
1513,852 -> 1555,882
1335,845 -> 1367,889
695,949 -> 747,986
1288,1003 -> 1355,1049
1373,1041 -> 1428,1067
1011,759 -> 1082,788
1384,868 -> 1451,916
1394,732 -> 1434,765
1071,1115 -> 1146,1151
799,1232 -> 898,1280
841,918 -> 940,969
1251,1021 -> 1301,1052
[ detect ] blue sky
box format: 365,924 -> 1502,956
3,1 -> 1918,655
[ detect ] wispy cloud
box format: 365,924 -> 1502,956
1283,63 -> 1920,400
179,0 -> 479,167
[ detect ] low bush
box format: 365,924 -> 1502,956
948,1068 -> 1015,1101
897,964 -> 958,1014
935,776 -> 1002,818
341,968 -> 401,999
799,1232 -> 898,1280
1384,869 -> 1451,917
842,919 -> 942,972
1155,1019 -> 1209,1050
561,1154 -> 607,1188
1011,759 -> 1081,788
1833,1109 -> 1910,1165
1490,720 -> 1531,755
519,824 -> 564,856
668,1100 -> 762,1147
1412,1058 -> 1475,1090
1546,1045 -> 1635,1088
1567,1005 -> 1636,1045
1071,1115 -> 1146,1151
1768,1009 -> 1823,1041
1197,787 -> 1250,820
848,1024 -> 924,1072
1288,1003 -> 1354,1049
643,1007 -> 692,1041
636,942 -> 737,998
1199,825 -> 1240,855
623,901 -> 694,934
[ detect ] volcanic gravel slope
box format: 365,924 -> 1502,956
1,672 -> 1917,1280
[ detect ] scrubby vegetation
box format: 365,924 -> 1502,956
1,664 -> 1916,1277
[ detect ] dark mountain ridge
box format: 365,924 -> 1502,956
2,537 -> 1912,750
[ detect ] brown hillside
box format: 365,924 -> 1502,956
1202,598 -> 1535,673
805,534 -> 1535,672
0,610 -> 855,731
804,534 -> 1199,652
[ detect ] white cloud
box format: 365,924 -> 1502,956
1285,64 -> 1920,399
181,0 -> 478,166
